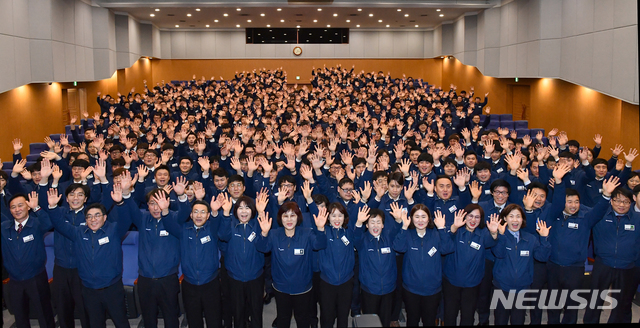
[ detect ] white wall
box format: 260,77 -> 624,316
159,30 -> 434,59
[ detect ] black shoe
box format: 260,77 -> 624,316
264,292 -> 274,305
271,318 -> 278,327
350,309 -> 361,317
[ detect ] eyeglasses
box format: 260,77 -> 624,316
340,188 -> 354,193
192,210 -> 209,215
493,191 -> 508,195
86,213 -> 104,220
611,198 -> 631,206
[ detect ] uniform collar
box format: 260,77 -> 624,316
15,217 -> 29,231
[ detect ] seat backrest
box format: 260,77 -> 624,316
500,121 -> 515,130
514,120 -> 529,130
121,231 -> 139,286
499,114 -> 513,122
44,232 -> 55,279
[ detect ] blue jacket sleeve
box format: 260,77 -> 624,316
49,207 -> 78,241
392,228 -> 409,253
533,236 -> 551,262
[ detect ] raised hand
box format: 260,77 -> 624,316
193,181 -> 206,200
12,159 -> 27,176
301,180 -> 314,203
356,205 -> 370,226
220,193 -> 233,215
552,162 -> 572,182
47,188 -> 62,208
602,175 -> 620,197
610,144 -> 623,157
469,180 -> 482,201
389,202 -> 405,222
403,179 -> 418,201
111,183 -> 124,203
453,170 -> 466,189
522,189 -> 537,210
452,209 -> 467,229
313,207 -> 328,231
422,176 -> 435,194
137,165 -> 149,180
486,213 -> 500,236
536,219 -> 551,237
433,210 -> 446,229
255,190 -> 269,213
210,193 -> 224,213
360,181 -> 372,202
152,191 -> 171,212
173,176 -> 188,196
258,211 -> 272,236
623,148 -> 638,163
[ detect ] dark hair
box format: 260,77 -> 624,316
233,196 -> 257,221
312,194 -> 329,207
418,152 -> 434,164
278,175 -> 296,188
212,168 -> 229,178
192,200 -> 211,213
435,174 -> 451,185
633,185 -> 640,197
388,172 -> 404,186
85,203 -> 107,216
327,202 -> 349,228
71,159 -> 90,169
527,181 -> 548,196
463,204 -> 486,229
8,193 -> 28,205
367,208 -> 386,225
499,204 -> 527,229
565,188 -> 580,200
611,187 -> 633,203
178,156 -> 193,165
65,183 -> 90,200
0,170 -> 8,180
228,174 -> 245,187
145,188 -> 166,203
154,164 -> 171,177
353,157 -> 366,168
490,179 -> 511,194
277,202 -> 303,227
591,158 -> 608,167
111,158 -> 125,167
338,177 -> 354,188
409,204 -> 434,229
474,161 -> 491,173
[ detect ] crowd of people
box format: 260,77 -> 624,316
1,65 -> 639,328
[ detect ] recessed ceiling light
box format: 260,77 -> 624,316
280,19 -> 284,22
356,24 -> 360,27
206,24 -> 209,27
297,25 -> 300,28
150,14 -> 155,17
415,25 -> 419,27
357,8 -> 362,11
236,8 -> 241,11
346,19 -> 350,22
405,14 -> 409,17
369,13 -> 374,17
327,24 -> 330,27
155,8 -> 159,11
247,19 -> 251,22
378,19 -> 383,22
196,8 -> 200,11
333,13 -> 338,17
175,25 -> 179,27
236,24 -> 240,27
437,9 -> 441,12
260,13 -> 265,16
214,19 -> 218,22
317,8 -> 322,11
313,19 -> 317,22
223,13 -> 228,17
397,9 -> 402,11
386,24 -> 390,27
187,13 -> 191,17
277,8 -> 282,11
266,24 -> 270,27
439,14 -> 444,17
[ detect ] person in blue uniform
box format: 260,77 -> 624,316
391,204 -> 455,327
47,178 -> 134,328
491,204 -> 551,326
1,192 -> 55,328
218,192 -> 268,328
443,204 -> 500,326
255,201 -> 328,328
353,207 -> 401,327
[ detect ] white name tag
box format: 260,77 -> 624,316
80,222 -> 86,226
294,248 -> 304,255
520,250 -> 530,256
449,205 -> 457,213
496,168 -> 504,173
248,231 -> 256,242
517,186 -> 526,191
23,234 -> 34,243
411,247 -> 419,250
570,180 -> 576,185
341,235 -> 350,246
484,190 -> 491,195
381,247 -> 391,254
159,230 -> 169,236
470,241 -> 481,250
171,163 -> 178,167
568,222 -> 578,229
625,224 -> 635,231
428,247 -> 437,257
598,189 -> 602,194
200,235 -> 211,244
98,237 -> 110,245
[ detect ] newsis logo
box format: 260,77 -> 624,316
490,290 -> 621,310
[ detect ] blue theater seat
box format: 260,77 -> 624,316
514,120 -> 528,130
122,231 -> 140,318
26,154 -> 41,162
498,114 -> 513,122
516,129 -> 530,138
500,121 -> 514,131
29,143 -> 48,155
529,128 -> 545,138
44,232 -> 55,280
